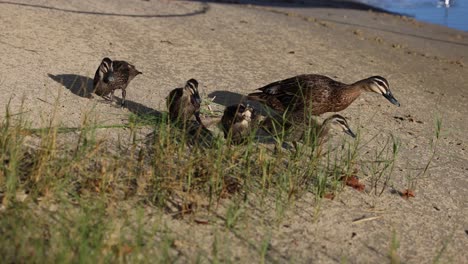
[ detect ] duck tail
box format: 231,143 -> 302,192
246,92 -> 268,103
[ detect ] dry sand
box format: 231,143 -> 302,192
0,0 -> 467,262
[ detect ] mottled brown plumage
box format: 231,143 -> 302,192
166,79 -> 203,126
93,58 -> 142,106
221,104 -> 256,144
247,74 -> 400,117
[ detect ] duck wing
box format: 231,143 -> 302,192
247,75 -> 307,112
112,61 -> 130,79
290,75 -> 344,115
167,88 -> 183,111
256,75 -> 320,112
260,76 -> 305,94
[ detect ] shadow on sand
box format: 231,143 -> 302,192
48,73 -> 94,98
208,90 -> 271,116
208,90 -> 246,107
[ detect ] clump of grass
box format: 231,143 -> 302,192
0,100 -> 28,207
0,98 -> 438,262
361,134 -> 400,196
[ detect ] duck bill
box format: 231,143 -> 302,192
345,128 -> 357,138
383,91 -> 400,107
245,104 -> 254,112
191,95 -> 202,107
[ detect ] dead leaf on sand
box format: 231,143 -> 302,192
341,175 -> 365,192
400,189 -> 416,199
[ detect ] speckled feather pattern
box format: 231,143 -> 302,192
248,74 -> 363,116
93,60 -> 140,97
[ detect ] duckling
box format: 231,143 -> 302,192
261,114 -> 356,144
221,103 -> 256,144
299,114 -> 356,154
93,57 -> 142,106
307,114 -> 356,143
247,75 -> 400,116
166,79 -> 204,127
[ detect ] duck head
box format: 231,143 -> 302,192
99,57 -> 114,83
323,114 -> 356,138
184,78 -> 202,108
365,76 -> 400,107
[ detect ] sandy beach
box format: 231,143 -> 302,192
0,0 -> 467,262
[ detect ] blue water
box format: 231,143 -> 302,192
357,0 -> 468,31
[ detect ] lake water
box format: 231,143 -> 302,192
356,0 -> 468,31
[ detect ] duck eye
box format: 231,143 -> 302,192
337,120 -> 346,126
374,80 -> 388,92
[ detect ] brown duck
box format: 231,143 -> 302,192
93,57 -> 142,106
247,75 -> 400,116
166,79 -> 203,126
221,103 -> 256,144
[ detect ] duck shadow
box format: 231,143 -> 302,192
48,73 -> 162,119
208,90 -> 271,115
208,90 -> 246,107
48,73 -> 94,98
